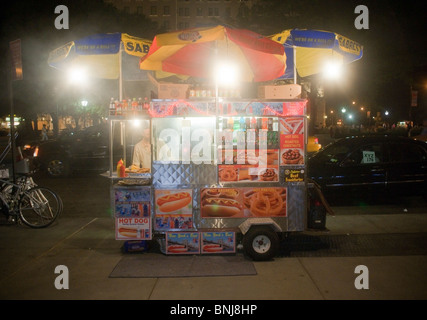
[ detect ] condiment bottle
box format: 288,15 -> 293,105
120,163 -> 126,178
116,159 -> 124,176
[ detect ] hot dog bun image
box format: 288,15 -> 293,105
201,197 -> 242,217
156,192 -> 192,213
118,227 -> 138,238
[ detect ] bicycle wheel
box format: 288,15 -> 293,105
19,187 -> 62,228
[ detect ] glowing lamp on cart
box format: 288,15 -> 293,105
214,60 -> 240,87
323,60 -> 343,80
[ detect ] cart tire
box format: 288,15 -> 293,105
243,226 -> 279,261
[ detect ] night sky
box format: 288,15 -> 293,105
0,0 -> 426,124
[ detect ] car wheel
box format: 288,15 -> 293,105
46,158 -> 70,177
243,226 -> 280,261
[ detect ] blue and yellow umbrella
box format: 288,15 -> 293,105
48,33 -> 152,99
270,29 -> 363,82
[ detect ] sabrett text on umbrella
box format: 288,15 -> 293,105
125,41 -> 150,54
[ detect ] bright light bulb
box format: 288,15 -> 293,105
132,119 -> 141,127
215,61 -> 239,86
67,67 -> 87,85
323,61 -> 342,80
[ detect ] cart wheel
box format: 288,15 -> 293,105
243,226 -> 279,261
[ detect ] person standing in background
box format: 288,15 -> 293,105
41,124 -> 49,141
132,125 -> 151,171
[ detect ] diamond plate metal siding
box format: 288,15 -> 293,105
152,163 -> 217,187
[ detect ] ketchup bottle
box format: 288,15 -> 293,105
120,163 -> 126,178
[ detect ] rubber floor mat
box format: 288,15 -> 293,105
109,253 -> 257,278
279,232 -> 427,257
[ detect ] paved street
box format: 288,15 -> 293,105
0,172 -> 426,303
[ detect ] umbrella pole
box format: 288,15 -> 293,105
119,41 -> 123,101
293,45 -> 297,84
215,41 -> 219,184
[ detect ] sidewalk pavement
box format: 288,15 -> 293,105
0,210 -> 426,301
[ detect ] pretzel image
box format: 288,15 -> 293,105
219,168 -> 238,181
250,190 -> 284,216
244,188 -> 286,216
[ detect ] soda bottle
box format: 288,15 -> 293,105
257,118 -> 262,130
239,117 -> 245,131
223,118 -> 228,130
245,117 -> 251,130
122,99 -> 128,115
251,117 -> 257,129
268,118 -> 273,131
131,98 -> 138,115
115,100 -> 122,116
189,87 -> 195,98
227,117 -> 234,131
262,118 -> 268,130
109,98 -> 115,116
137,97 -> 143,113
128,99 -> 132,115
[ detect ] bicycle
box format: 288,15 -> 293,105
0,173 -> 63,228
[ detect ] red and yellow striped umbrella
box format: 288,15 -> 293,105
139,25 -> 286,82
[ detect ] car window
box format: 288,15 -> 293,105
314,142 -> 353,164
342,143 -> 383,166
84,129 -> 105,142
389,142 -> 427,163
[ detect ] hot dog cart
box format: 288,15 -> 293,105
106,93 -> 309,261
